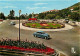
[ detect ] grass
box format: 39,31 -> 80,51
25,23 -> 62,29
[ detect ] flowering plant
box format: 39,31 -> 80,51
0,39 -> 55,55
52,24 -> 56,25
40,24 -> 49,26
32,24 -> 36,26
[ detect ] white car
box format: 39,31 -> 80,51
10,21 -> 16,25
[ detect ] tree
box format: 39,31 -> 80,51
56,9 -> 71,18
0,13 -> 5,20
69,12 -> 80,21
74,7 -> 79,10
45,14 -> 55,19
8,10 -> 15,19
55,15 -> 62,19
25,13 -> 28,19
20,14 -> 26,19
15,16 -> 19,20
28,14 -> 32,18
38,13 -> 46,19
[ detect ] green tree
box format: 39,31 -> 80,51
8,10 -> 15,19
45,14 -> 55,19
15,16 -> 19,20
69,12 -> 80,21
58,9 -> 71,18
28,14 -> 32,18
74,7 -> 79,10
55,15 -> 62,19
0,13 -> 5,20
26,13 -> 28,19
20,14 -> 26,19
38,13 -> 46,19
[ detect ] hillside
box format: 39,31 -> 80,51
37,2 -> 80,21
68,2 -> 80,10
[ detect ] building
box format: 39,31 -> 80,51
70,8 -> 74,11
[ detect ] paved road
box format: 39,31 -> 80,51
0,20 -> 80,56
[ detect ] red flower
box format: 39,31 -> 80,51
52,24 -> 56,25
32,24 -> 36,26
40,24 -> 49,26
0,45 -> 55,55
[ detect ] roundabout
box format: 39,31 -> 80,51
15,23 -> 73,31
0,20 -> 79,56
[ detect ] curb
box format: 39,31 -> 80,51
15,23 -> 74,31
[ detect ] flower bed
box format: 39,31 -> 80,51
0,45 -> 54,55
0,39 -> 55,55
22,22 -> 65,29
40,24 -> 49,26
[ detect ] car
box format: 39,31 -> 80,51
10,21 -> 16,25
64,19 -> 69,23
52,19 -> 57,21
33,31 -> 50,40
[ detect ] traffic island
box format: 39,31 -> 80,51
22,21 -> 65,29
15,23 -> 73,31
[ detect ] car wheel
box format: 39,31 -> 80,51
34,35 -> 37,37
45,36 -> 48,40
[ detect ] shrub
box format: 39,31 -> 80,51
0,39 -> 46,49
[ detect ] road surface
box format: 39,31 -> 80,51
0,20 -> 79,56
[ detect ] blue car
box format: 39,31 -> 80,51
33,31 -> 50,40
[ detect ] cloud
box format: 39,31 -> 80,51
26,7 -> 40,10
34,3 -> 48,5
26,7 -> 47,10
42,7 -> 47,8
0,6 -> 17,9
4,6 -> 17,8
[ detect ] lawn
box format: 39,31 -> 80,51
25,23 -> 64,29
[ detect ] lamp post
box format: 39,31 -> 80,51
19,10 -> 21,43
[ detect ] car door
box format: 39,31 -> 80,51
36,32 -> 41,37
39,32 -> 44,38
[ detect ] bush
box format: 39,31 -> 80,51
0,39 -> 46,49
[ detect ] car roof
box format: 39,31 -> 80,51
37,31 -> 44,32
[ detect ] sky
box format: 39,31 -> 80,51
0,0 -> 79,16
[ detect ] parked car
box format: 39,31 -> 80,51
52,19 -> 57,21
33,31 -> 50,40
10,21 -> 16,25
0,19 -> 3,22
64,19 -> 69,23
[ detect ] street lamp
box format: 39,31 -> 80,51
19,10 -> 21,43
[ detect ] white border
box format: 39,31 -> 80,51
15,23 -> 73,31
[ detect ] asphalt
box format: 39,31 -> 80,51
0,20 -> 80,56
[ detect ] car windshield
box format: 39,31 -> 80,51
37,32 -> 45,34
41,32 -> 45,34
